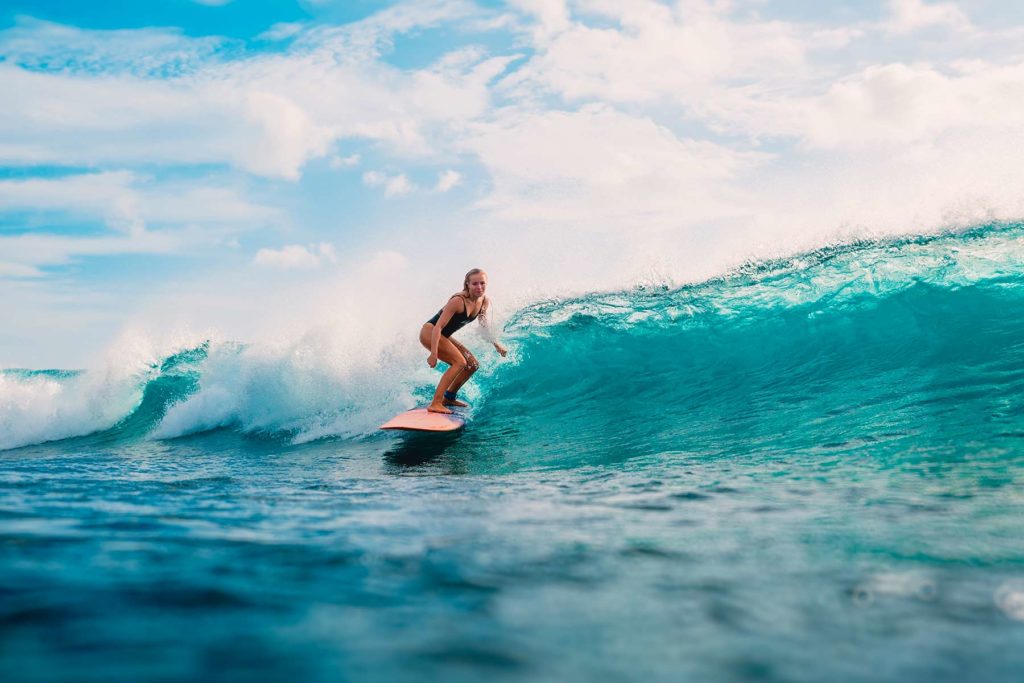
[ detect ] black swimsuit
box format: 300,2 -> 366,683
427,296 -> 482,338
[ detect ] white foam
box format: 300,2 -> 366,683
150,268 -> 479,441
996,580 -> 1024,621
0,329 -> 183,451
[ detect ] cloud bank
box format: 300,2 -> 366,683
3,0 -> 1024,365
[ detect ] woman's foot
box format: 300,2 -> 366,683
442,397 -> 469,408
427,402 -> 453,414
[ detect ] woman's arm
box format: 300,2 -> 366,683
479,297 -> 507,357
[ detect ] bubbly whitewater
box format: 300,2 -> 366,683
3,223 -> 1024,682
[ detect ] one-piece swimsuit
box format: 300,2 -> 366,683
427,296 -> 481,337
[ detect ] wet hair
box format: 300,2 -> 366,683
463,268 -> 486,293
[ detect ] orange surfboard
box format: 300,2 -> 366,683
380,407 -> 466,432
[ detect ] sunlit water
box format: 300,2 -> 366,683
4,224 -> 1024,681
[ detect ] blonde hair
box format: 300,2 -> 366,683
462,268 -> 486,293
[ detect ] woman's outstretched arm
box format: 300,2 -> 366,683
479,297 -> 507,357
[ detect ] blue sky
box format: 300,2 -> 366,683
3,0 -> 1024,367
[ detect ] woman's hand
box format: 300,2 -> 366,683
428,353 -> 438,368
494,342 -> 508,357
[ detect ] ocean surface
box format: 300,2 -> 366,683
3,223 -> 1024,682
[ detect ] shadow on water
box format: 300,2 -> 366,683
382,430 -> 465,471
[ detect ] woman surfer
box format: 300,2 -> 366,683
420,268 -> 507,414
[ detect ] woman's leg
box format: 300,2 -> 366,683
419,325 -> 471,414
445,337 -> 478,401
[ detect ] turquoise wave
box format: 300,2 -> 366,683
6,223 -> 1024,459
105,343 -> 210,439
464,222 -> 1024,468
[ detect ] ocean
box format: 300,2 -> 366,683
3,223 -> 1024,681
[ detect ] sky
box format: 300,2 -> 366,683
3,0 -> 1024,368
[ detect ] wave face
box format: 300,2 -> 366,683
467,222 -> 1024,468
4,223 -> 1024,460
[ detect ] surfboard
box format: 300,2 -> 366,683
379,407 -> 466,432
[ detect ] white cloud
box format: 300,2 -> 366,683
329,153 -> 361,168
363,170 -> 415,197
500,0 -> 808,106
0,171 -> 143,233
0,262 -> 43,278
361,249 -> 408,274
0,10 -> 513,179
0,171 -> 281,277
435,169 -> 462,192
238,89 -> 338,179
294,0 -> 482,60
798,60 -> 1024,148
0,17 -> 227,77
464,104 -> 766,224
0,231 -> 181,270
258,22 -> 305,41
0,171 -> 278,232
885,0 -> 971,35
491,3 -> 1022,159
0,65 -> 335,180
507,0 -> 570,42
254,242 -> 338,270
385,174 -> 414,197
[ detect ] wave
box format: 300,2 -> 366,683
4,222 -> 1024,456
0,344 -> 207,451
470,222 -> 1024,467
